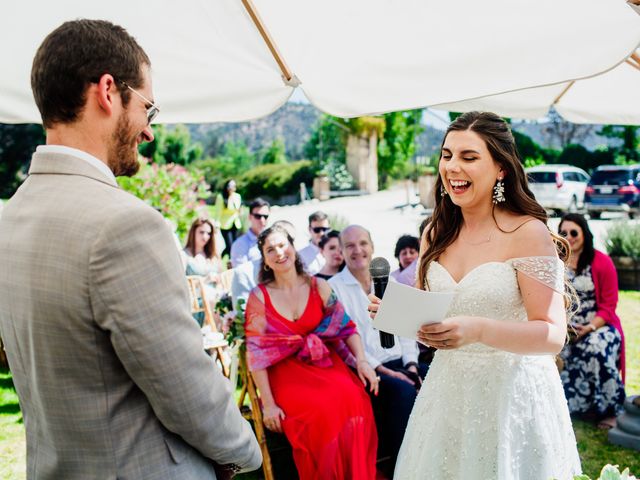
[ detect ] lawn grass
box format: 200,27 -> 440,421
1,292 -> 639,479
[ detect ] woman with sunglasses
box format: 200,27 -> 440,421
557,213 -> 626,429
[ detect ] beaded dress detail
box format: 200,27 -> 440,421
394,256 -> 581,480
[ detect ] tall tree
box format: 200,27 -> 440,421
377,110 -> 424,183
303,115 -> 348,167
598,125 -> 639,161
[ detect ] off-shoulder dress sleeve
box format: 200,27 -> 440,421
508,256 -> 565,294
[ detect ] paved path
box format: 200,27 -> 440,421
269,185 -> 635,263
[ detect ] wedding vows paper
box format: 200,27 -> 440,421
372,282 -> 455,340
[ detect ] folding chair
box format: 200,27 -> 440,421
237,349 -> 276,480
186,276 -> 230,378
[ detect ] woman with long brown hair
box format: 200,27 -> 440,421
371,112 -> 581,479
244,225 -> 379,479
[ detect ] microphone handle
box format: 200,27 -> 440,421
373,277 -> 395,348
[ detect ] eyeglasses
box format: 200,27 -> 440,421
312,226 -> 330,234
120,81 -> 160,124
560,229 -> 579,238
252,213 -> 269,220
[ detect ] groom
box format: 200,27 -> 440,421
0,19 -> 261,479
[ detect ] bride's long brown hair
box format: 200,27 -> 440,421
417,112 -> 570,290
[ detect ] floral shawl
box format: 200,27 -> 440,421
244,287 -> 357,372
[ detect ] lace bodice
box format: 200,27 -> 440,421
425,256 -> 565,354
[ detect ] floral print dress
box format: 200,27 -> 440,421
559,265 -> 625,417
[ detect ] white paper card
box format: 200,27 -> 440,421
372,282 -> 455,340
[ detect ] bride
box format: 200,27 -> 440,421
371,112 -> 581,479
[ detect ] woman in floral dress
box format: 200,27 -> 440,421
558,213 -> 626,429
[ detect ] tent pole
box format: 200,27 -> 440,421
627,51 -> 640,70
552,81 -> 575,105
241,0 -> 298,85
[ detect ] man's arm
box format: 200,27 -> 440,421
230,236 -> 248,268
89,204 -> 261,471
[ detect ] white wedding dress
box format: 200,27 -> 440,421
394,257 -> 581,480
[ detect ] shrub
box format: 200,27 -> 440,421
238,160 -> 318,202
605,222 -> 640,259
118,159 -> 210,238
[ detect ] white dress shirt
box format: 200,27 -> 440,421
298,241 -> 326,276
329,267 -> 418,370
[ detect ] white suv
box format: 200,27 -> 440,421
525,165 -> 590,215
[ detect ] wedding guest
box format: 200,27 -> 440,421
372,112 -> 581,479
390,235 -> 419,282
0,19 -> 260,479
214,179 -> 242,258
230,198 -> 270,267
231,220 -> 297,309
329,225 -> 424,475
558,213 -> 626,429
315,230 -> 344,280
298,210 -> 330,275
245,224 -> 378,479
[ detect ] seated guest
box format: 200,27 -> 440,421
184,218 -> 224,327
558,213 -> 626,429
298,211 -> 330,275
184,218 -> 223,290
245,225 -> 379,480
231,220 -> 296,309
315,230 -> 344,280
230,198 -> 270,267
329,225 -> 426,474
390,235 -> 419,282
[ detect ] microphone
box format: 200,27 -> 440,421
369,257 -> 395,348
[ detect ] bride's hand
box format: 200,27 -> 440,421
417,316 -> 484,349
367,294 -> 381,320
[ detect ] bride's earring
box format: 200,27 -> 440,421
440,185 -> 448,197
493,178 -> 505,204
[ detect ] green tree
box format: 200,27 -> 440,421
303,115 -> 348,167
378,110 -> 423,185
260,137 -> 287,164
598,125 -> 639,161
139,124 -> 203,165
189,141 -> 256,195
0,123 -> 45,198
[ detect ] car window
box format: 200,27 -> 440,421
564,172 -> 578,182
527,172 -> 555,183
590,170 -> 632,185
578,173 -> 590,183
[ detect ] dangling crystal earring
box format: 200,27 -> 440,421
440,185 -> 448,197
493,178 -> 505,204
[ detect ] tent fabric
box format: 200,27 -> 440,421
435,50 -> 640,125
1,0 -> 640,124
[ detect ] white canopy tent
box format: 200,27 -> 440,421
1,0 -> 639,124
435,49 -> 640,125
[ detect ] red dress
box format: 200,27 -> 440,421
255,280 -> 377,480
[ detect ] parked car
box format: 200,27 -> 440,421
525,165 -> 590,215
584,164 -> 640,219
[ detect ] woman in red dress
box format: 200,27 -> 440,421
245,225 -> 379,480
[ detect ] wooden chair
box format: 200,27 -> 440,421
218,269 -> 235,294
237,348 -> 276,480
186,275 -> 230,378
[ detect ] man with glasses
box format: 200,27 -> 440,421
0,20 -> 261,479
230,198 -> 270,267
298,210 -> 330,275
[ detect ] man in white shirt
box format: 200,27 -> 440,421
298,210 -> 329,275
230,198 -> 270,267
328,225 -> 426,474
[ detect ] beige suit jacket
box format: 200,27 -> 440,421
0,151 -> 261,479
